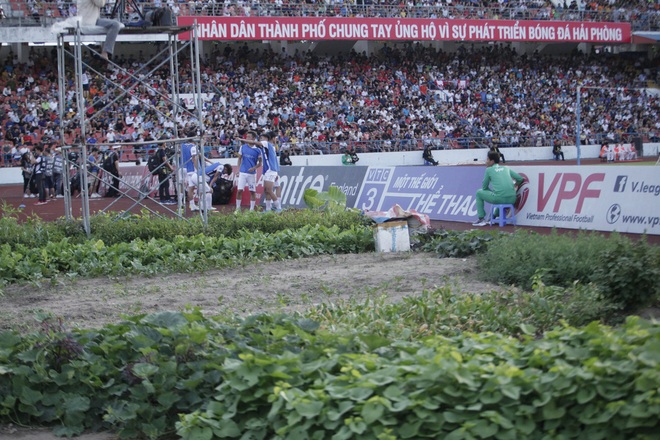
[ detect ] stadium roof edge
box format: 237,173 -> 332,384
0,26 -> 190,44
632,32 -> 660,44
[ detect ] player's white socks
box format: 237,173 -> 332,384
236,199 -> 241,211
250,200 -> 255,211
275,199 -> 281,210
265,200 -> 272,211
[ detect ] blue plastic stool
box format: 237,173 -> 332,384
489,204 -> 516,227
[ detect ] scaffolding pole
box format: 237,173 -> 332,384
56,24 -> 204,237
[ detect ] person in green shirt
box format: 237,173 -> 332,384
341,149 -> 359,165
472,150 -> 525,226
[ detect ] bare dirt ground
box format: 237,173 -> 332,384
1,251 -> 500,440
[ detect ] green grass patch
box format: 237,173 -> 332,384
305,275 -> 618,339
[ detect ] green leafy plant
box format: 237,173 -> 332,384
419,228 -> 502,257
175,316 -> 659,440
1,205 -> 657,440
1,309 -> 658,440
476,230 -> 660,314
0,224 -> 374,285
303,186 -> 347,214
0,207 -> 72,249
590,237 -> 660,310
305,272 -> 618,339
477,230 -> 628,289
0,209 -> 368,249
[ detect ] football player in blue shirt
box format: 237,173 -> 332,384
234,130 -> 263,212
240,131 -> 280,212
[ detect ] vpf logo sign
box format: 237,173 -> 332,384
538,172 -> 606,213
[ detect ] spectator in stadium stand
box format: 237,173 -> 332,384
279,148 -> 292,166
0,41 -> 658,158
130,0 -> 658,27
77,0 -> 123,61
10,145 -> 21,166
423,143 -> 439,166
490,145 -> 506,164
6,125 -> 23,146
553,139 -> 565,161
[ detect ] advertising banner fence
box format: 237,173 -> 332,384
352,165 -> 660,235
109,163 -> 660,234
514,166 -> 660,235
355,166 -> 483,222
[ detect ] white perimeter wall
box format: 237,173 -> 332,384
1,143 -> 658,185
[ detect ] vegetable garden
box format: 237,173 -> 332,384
0,207 -> 658,439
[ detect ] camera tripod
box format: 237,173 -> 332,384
110,0 -> 144,24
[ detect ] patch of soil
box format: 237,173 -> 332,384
1,252 -> 501,439
1,252 -> 497,332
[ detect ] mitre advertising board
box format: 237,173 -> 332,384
277,166 -> 368,209
177,17 -> 631,43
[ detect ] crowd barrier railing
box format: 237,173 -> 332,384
1,132 -> 652,166
201,132 -> 652,160
1,131 -> 653,167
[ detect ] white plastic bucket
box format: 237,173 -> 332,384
373,221 -> 410,253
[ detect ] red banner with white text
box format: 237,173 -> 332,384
177,17 -> 631,43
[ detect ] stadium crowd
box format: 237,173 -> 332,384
184,0 -> 659,31
1,40 -> 657,164
2,1 -> 658,31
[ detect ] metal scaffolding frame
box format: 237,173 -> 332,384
55,23 -> 210,236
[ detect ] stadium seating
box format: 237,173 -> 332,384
0,1 -> 657,163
